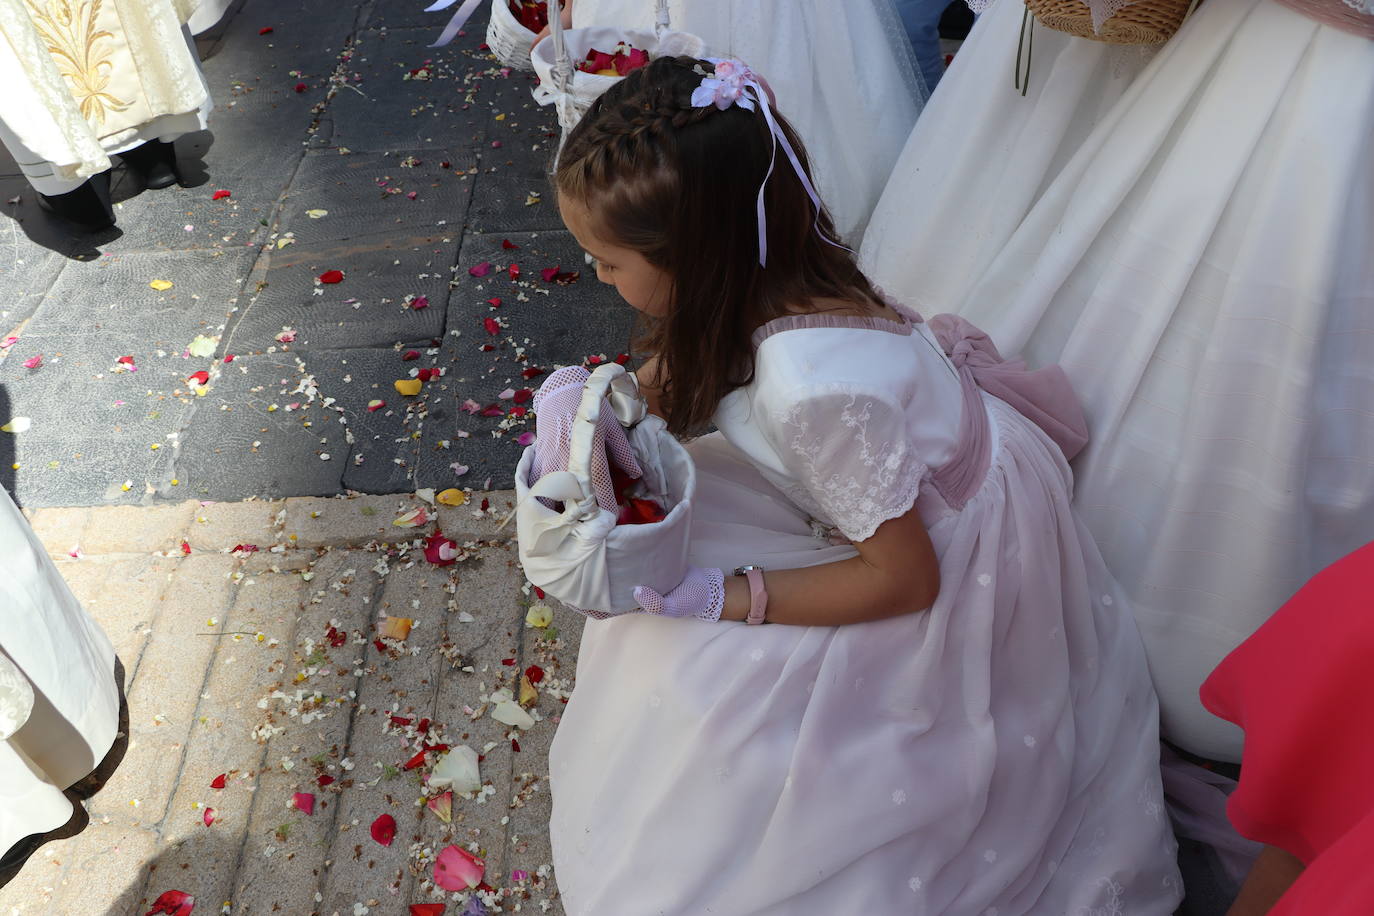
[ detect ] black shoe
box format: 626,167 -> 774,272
118,139 -> 183,189
36,170 -> 115,231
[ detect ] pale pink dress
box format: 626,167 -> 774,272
548,311 -> 1182,915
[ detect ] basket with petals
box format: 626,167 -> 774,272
530,0 -> 706,133
487,0 -> 551,69
515,363 -> 697,615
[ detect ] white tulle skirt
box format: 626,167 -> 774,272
863,0 -> 1374,762
570,0 -> 927,243
549,419 -> 1181,915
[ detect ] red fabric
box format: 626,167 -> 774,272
1200,540 -> 1374,913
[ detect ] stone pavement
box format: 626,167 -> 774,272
0,0 -> 633,509
0,490 -> 582,915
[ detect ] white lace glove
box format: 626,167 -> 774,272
528,365 -> 642,512
633,566 -> 726,622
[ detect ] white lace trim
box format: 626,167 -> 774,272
1344,0 -> 1374,14
771,390 -> 927,543
697,567 -> 726,622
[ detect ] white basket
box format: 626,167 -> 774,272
486,0 -> 540,69
515,364 -> 697,615
529,0 -> 705,133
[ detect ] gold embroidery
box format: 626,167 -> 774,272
24,0 -> 131,125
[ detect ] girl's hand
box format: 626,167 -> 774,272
633,567 -> 726,622
529,0 -> 574,50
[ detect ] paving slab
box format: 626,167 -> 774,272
3,436 -> 175,509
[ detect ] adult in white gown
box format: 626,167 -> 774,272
862,0 -> 1374,762
567,0 -> 927,243
0,486 -> 120,867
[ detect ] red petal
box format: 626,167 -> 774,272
501,239 -> 519,250
370,813 -> 397,846
534,586 -> 545,599
512,388 -> 533,404
508,263 -> 520,280
486,297 -> 502,308
433,844 -> 486,891
525,665 -> 544,684
326,626 -> 346,647
417,718 -> 432,733
317,774 -> 335,787
509,406 -> 528,418
203,807 -> 216,827
540,266 -> 559,282
211,189 -> 231,200
145,889 -> 196,916
187,370 -> 210,385
480,403 -> 503,417
317,269 -> 344,284
521,366 -> 544,380
468,261 -> 492,278
294,82 -> 307,92
390,715 -> 413,726
224,354 -> 235,363
402,749 -> 429,771
614,353 -> 631,365
409,906 -> 446,916
423,530 -> 459,566
480,498 -> 490,511
501,658 -> 516,666
411,295 -> 430,310
210,773 -> 227,790
483,317 -> 501,336
258,26 -> 273,34
293,792 -> 315,815
373,638 -> 387,653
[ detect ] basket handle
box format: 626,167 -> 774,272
525,363 -> 643,521
549,0 -> 573,97
654,0 -> 670,36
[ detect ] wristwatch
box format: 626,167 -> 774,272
734,565 -> 769,625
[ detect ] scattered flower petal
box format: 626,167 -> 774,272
394,378 -> 423,396
423,530 -> 459,566
410,905 -> 447,916
258,26 -> 273,34
370,813 -> 396,846
515,431 -> 535,447
22,354 -> 42,370
468,261 -> 492,278
436,488 -> 466,506
501,239 -> 519,250
210,774 -> 227,789
292,792 -> 315,815
459,399 -> 482,414
411,295 -> 430,310
188,335 -> 218,358
378,616 -> 413,640
426,791 -> 453,823
518,674 -> 538,707
428,745 -> 481,794
317,269 -> 344,284
402,350 -> 421,361
203,807 -> 216,827
149,279 -> 174,291
483,317 -> 500,336
275,328 -> 297,343
305,209 -> 328,219
525,604 -> 553,628
433,845 -> 485,891
211,189 -> 231,200
491,697 -> 535,730
187,370 -> 210,386
393,506 -> 429,527
508,263 -> 520,280
0,336 -> 18,349
367,399 -> 386,412
524,664 -> 544,684
145,889 -> 195,916
497,388 -> 516,400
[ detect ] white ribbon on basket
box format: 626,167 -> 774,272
427,0 -> 487,47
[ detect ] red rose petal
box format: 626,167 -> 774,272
534,587 -> 545,599
370,813 -> 397,846
614,353 -> 631,365
411,295 -> 430,310
511,738 -> 521,752
211,189 -> 231,200
501,239 -> 519,250
203,807 -> 216,827
423,530 -> 459,566
317,774 -> 335,787
210,773 -> 227,790
293,792 -> 315,815
512,388 -> 533,404
145,889 -> 196,916
258,26 -> 273,34
468,261 -> 492,278
410,905 -> 446,916
483,317 -> 501,336
540,266 -> 559,282
508,263 -> 520,280
326,626 -> 346,647
521,366 -> 545,380
294,82 -> 307,92
402,749 -> 429,771
501,658 -> 516,666
317,269 -> 344,284
433,844 -> 485,891
187,370 -> 210,385
525,665 -> 544,684
486,297 -> 502,308
390,715 -> 412,726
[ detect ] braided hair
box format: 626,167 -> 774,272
556,56 -> 883,437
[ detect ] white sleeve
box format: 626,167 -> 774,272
760,386 -> 926,543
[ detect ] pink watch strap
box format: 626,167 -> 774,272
743,567 -> 768,625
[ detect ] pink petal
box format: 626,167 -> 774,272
459,399 -> 482,414
292,792 -> 315,815
468,262 -> 492,278
145,889 -> 196,916
497,388 -> 516,400
433,844 -> 485,891
516,432 -> 535,447
22,354 -> 42,370
203,807 -> 216,827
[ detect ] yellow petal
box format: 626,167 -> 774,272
378,616 -> 413,641
149,279 -> 174,291
305,209 -> 329,219
436,488 -> 467,507
518,674 -> 538,707
524,604 -> 553,628
394,379 -> 423,396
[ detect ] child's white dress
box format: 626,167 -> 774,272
861,0 -> 1374,762
569,0 -> 926,242
548,311 -> 1182,915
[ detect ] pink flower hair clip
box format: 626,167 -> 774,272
689,58 -> 850,267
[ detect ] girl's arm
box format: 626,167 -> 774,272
717,502 -> 940,626
530,0 -> 575,49
1225,845 -> 1305,916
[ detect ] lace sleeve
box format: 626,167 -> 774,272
763,387 -> 926,543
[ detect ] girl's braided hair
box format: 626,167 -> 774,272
556,56 -> 884,437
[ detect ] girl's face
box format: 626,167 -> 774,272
559,194 -> 672,317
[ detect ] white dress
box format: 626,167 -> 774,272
0,0 -> 211,195
569,0 -> 926,243
862,0 -> 1374,761
548,312 -> 1182,915
0,486 -> 120,860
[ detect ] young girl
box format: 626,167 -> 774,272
535,0 -> 926,242
532,57 -> 1182,914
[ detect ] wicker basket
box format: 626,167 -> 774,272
487,0 -> 540,69
1025,0 -> 1200,44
